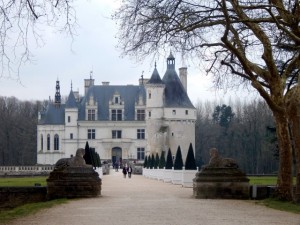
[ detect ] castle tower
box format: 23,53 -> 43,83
145,63 -> 166,156
162,53 -> 196,163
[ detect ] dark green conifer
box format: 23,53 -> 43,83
165,148 -> 173,169
159,150 -> 166,169
185,143 -> 197,170
174,146 -> 183,170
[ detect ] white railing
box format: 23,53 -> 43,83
143,167 -> 199,187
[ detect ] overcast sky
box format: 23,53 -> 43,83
0,0 -> 257,105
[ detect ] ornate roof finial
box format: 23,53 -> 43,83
155,61 -> 157,68
71,80 -> 73,91
90,70 -> 93,80
141,71 -> 144,84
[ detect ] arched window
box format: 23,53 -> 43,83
54,134 -> 59,150
41,134 -> 43,151
47,134 -> 50,150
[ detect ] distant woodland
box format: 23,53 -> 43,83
0,96 -> 278,174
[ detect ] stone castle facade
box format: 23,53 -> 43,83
37,53 -> 196,165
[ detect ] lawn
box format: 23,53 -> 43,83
0,176 -> 48,187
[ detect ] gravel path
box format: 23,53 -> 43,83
9,170 -> 300,225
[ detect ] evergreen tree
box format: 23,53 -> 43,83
174,146 -> 183,170
165,148 -> 173,169
159,150 -> 166,169
147,155 -> 151,168
185,143 -> 197,170
150,154 -> 155,169
83,141 -> 92,165
143,156 -> 148,168
155,152 -> 160,168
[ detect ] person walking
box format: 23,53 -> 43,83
128,165 -> 133,178
122,166 -> 128,178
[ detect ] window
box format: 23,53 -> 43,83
112,130 -> 122,139
137,129 -> 145,139
137,147 -> 145,160
41,134 -> 43,151
47,134 -> 50,150
68,116 -> 71,123
185,110 -> 188,115
54,134 -> 59,150
148,92 -> 151,99
88,129 -> 96,139
70,133 -> 73,139
172,110 -> 176,115
88,109 -> 96,121
137,109 -> 145,121
115,97 -> 119,104
112,109 -> 122,121
148,111 -> 151,117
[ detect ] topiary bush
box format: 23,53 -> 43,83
155,153 -> 160,168
143,156 -> 148,168
165,148 -> 173,169
185,143 -> 197,170
174,146 -> 183,170
159,150 -> 166,169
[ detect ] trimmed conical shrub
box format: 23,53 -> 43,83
155,153 -> 160,168
147,155 -> 151,168
143,156 -> 148,168
150,154 -> 155,169
174,146 -> 183,170
159,151 -> 166,169
185,143 -> 197,170
165,148 -> 173,169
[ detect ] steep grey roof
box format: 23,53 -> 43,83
78,85 -> 146,121
65,90 -> 77,108
39,104 -> 65,125
148,67 -> 164,85
162,56 -> 195,108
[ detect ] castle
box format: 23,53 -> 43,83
37,53 -> 196,165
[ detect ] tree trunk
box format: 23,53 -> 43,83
285,87 -> 300,203
273,112 -> 293,201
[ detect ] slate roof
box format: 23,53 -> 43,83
162,54 -> 195,108
148,66 -> 164,85
65,90 -> 78,108
78,85 -> 146,121
39,104 -> 65,125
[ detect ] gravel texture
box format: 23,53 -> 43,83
9,170 -> 300,225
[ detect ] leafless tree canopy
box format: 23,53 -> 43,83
114,0 -> 299,93
0,0 -> 77,78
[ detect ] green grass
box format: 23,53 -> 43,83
248,176 -> 277,185
257,198 -> 300,214
0,176 -> 48,187
0,199 -> 68,224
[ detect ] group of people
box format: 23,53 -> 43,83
122,165 -> 133,178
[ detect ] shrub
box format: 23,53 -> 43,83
150,154 -> 155,169
159,151 -> 166,169
143,156 -> 148,168
165,148 -> 173,169
185,143 -> 197,170
155,153 -> 160,168
174,146 -> 183,170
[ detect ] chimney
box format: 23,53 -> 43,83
179,67 -> 187,92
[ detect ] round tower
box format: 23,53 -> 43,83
145,64 -> 165,156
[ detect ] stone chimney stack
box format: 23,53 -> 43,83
179,67 -> 187,92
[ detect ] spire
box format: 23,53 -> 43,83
71,80 -> 73,91
54,79 -> 61,106
148,63 -> 164,85
167,51 -> 175,70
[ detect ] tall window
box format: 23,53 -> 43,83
88,129 -> 96,139
112,109 -> 122,121
112,130 -> 122,139
88,109 -> 96,121
137,147 -> 145,160
68,116 -> 71,123
137,129 -> 145,139
137,109 -> 145,121
47,134 -> 50,150
148,91 -> 151,99
70,133 -> 73,139
148,111 -> 151,117
54,134 -> 59,150
41,134 -> 43,151
115,97 -> 119,104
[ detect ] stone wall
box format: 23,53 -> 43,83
0,186 -> 47,209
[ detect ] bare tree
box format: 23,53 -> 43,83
114,0 -> 300,201
0,0 -> 77,78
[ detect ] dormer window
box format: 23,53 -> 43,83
148,91 -> 151,99
115,97 -> 119,104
